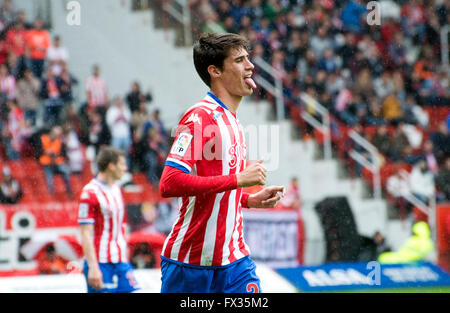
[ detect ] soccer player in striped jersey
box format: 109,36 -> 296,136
159,33 -> 286,293
78,146 -> 140,293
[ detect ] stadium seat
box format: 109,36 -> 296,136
132,173 -> 148,185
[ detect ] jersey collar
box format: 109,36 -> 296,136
207,91 -> 229,111
206,92 -> 238,118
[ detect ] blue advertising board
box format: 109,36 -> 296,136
276,262 -> 450,292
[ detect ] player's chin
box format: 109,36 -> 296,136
242,86 -> 254,96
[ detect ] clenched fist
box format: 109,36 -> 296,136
236,159 -> 267,187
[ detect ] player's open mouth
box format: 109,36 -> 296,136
244,76 -> 256,89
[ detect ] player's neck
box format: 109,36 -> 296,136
209,88 -> 242,114
96,172 -> 115,186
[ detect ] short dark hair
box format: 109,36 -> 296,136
193,33 -> 250,87
96,146 -> 125,172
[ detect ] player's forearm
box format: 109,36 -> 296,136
80,227 -> 99,269
160,165 -> 237,198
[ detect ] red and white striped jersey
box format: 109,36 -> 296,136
162,92 -> 251,267
78,178 -> 128,263
85,76 -> 108,107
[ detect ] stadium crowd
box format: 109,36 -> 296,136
186,0 -> 450,218
0,0 -> 169,203
0,0 -> 448,216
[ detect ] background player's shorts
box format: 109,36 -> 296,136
83,261 -> 140,293
160,255 -> 261,293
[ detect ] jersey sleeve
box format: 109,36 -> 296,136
165,107 -> 212,174
78,189 -> 98,225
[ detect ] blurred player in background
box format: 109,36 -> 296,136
78,146 -> 140,293
159,33 -> 285,293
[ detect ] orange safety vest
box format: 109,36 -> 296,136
39,134 -> 65,165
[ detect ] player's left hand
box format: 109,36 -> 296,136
247,186 -> 285,209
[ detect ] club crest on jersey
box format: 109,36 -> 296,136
171,132 -> 193,157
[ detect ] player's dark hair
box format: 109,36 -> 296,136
96,146 -> 125,172
193,33 -> 250,87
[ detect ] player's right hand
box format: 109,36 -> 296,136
88,266 -> 103,291
236,159 -> 267,187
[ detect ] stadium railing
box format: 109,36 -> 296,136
252,56 -> 286,122
298,92 -> 332,160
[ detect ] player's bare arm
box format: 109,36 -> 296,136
80,224 -> 103,290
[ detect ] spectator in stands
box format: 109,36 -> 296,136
359,231 -> 391,261
421,139 -> 439,175
430,121 -> 450,164
387,31 -> 409,70
37,244 -> 68,275
279,176 -> 301,210
142,126 -> 165,187
400,0 -> 426,44
38,125 -> 73,197
0,0 -> 15,29
16,68 -> 40,126
14,10 -> 32,30
317,47 -> 338,74
341,0 -> 367,33
125,81 -> 152,113
325,70 -> 345,97
130,100 -> 151,172
0,165 -> 22,204
353,67 -> 374,97
371,124 -> 392,160
58,62 -> 77,105
86,107 -> 111,172
309,26 -> 332,59
0,36 -> 7,64
3,98 -> 30,160
410,158 -> 435,205
365,97 -> 385,126
25,18 -> 51,79
5,19 -> 27,78
391,123 -> 410,161
374,71 -> 395,100
386,167 -> 412,220
150,108 -> 167,142
130,242 -> 156,269
345,123 -> 371,178
46,35 -> 69,77
62,120 -> 84,176
365,42 -> 384,79
85,64 -> 109,114
337,32 -> 358,70
382,92 -> 403,124
40,66 -> 64,127
435,157 -> 450,202
401,94 -> 428,128
0,64 -> 16,110
154,199 -> 178,235
106,96 -> 132,166
202,11 -> 226,34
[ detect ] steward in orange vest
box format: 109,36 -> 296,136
39,126 -> 66,166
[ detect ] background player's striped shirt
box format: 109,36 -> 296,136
162,92 -> 251,267
78,178 -> 128,263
